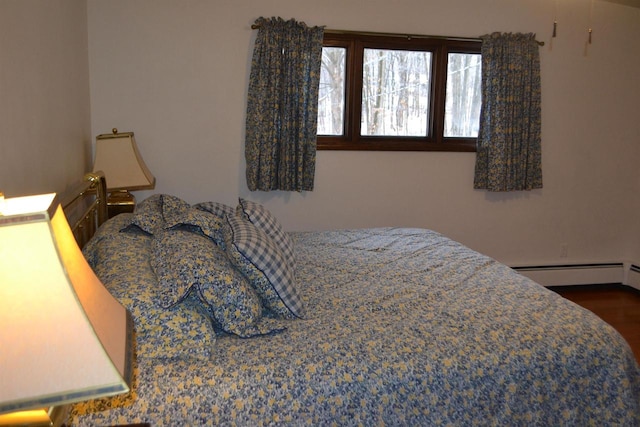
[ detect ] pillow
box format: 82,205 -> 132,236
85,214 -> 216,360
138,289 -> 216,360
194,201 -> 235,219
123,194 -> 226,247
151,228 -> 283,337
224,214 -> 304,319
121,194 -> 189,235
123,194 -> 164,234
159,194 -> 191,226
164,201 -> 226,248
237,198 -> 295,262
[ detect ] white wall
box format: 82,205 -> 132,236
86,0 -> 640,266
0,0 -> 91,197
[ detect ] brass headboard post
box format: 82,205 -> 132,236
84,171 -> 108,225
60,171 -> 109,249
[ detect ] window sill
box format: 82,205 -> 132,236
317,139 -> 477,152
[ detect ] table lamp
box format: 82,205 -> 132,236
0,192 -> 132,426
93,128 -> 156,216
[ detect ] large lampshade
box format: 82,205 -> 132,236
93,129 -> 155,192
0,193 -> 132,418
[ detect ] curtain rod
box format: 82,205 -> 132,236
250,25 -> 545,46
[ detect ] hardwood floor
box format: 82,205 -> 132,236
550,284 -> 640,364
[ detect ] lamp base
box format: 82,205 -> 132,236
107,190 -> 136,218
0,405 -> 69,427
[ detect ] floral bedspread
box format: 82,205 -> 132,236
69,216 -> 640,426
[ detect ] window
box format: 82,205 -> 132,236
317,32 -> 481,152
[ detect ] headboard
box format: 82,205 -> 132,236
59,171 -> 108,249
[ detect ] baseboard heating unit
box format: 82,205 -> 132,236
627,265 -> 640,290
513,263 -> 625,287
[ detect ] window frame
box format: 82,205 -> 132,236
317,31 -> 482,152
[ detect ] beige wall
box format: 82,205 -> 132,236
87,0 -> 640,266
0,0 -> 91,197
3,0 -> 638,268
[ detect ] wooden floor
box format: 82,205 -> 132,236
550,284 -> 640,363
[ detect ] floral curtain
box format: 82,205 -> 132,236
474,32 -> 542,192
245,17 -> 324,192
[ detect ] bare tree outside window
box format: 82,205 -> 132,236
318,47 -> 346,135
317,32 -> 481,152
361,49 -> 431,137
445,53 -> 481,137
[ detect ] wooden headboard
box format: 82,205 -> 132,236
59,171 -> 108,249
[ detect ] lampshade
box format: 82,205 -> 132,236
93,129 -> 155,191
0,193 -> 132,417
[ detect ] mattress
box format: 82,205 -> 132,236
68,199 -> 640,426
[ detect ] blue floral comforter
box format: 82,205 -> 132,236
69,215 -> 640,426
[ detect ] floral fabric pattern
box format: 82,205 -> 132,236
70,227 -> 640,426
124,194 -> 227,246
82,214 -> 217,361
245,17 -> 324,192
126,193 -> 164,234
151,228 -> 285,337
474,32 -> 543,191
166,207 -> 226,248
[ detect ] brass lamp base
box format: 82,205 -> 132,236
107,190 -> 136,218
0,405 -> 69,427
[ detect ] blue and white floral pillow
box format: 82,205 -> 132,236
86,214 -> 217,360
164,199 -> 226,248
123,194 -> 226,247
151,228 -> 284,337
124,193 -> 164,234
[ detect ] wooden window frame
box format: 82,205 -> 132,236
317,31 -> 481,152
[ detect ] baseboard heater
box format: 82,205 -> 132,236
513,263 -> 625,287
628,264 -> 640,290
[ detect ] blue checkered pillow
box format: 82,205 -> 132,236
224,215 -> 304,319
194,201 -> 235,219
237,198 -> 295,262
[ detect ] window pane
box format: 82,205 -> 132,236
318,47 -> 346,136
445,53 -> 481,138
361,48 -> 431,137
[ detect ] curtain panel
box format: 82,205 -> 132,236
245,17 -> 324,192
474,32 -> 542,192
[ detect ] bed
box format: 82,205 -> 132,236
63,178 -> 640,426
